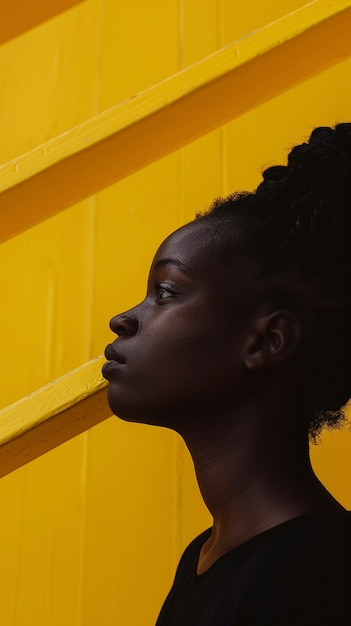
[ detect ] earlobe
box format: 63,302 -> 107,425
245,311 -> 301,370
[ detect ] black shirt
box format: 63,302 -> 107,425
156,511 -> 351,625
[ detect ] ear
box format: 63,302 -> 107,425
244,310 -> 301,371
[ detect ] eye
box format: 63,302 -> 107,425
156,285 -> 174,301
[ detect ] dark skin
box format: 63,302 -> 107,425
103,221 -> 344,575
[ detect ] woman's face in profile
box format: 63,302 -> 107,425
103,220 -> 259,431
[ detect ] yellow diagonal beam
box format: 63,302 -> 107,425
0,356 -> 111,477
1,0 -> 351,243
0,0 -> 87,45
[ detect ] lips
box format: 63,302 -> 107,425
102,344 -> 126,381
104,343 -> 126,364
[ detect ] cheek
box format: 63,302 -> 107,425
150,304 -> 238,362
147,323 -> 238,392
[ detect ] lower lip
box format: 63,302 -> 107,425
102,360 -> 124,379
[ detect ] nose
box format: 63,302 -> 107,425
109,312 -> 139,337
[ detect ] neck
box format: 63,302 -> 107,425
181,408 -> 344,574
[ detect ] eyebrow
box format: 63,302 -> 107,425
153,258 -> 192,275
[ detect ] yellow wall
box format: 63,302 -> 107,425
0,1 -> 351,624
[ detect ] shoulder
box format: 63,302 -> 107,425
239,511 -> 351,625
157,513 -> 351,625
254,509 -> 351,574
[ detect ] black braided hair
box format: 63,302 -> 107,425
197,123 -> 351,439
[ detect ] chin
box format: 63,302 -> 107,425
106,388 -> 184,431
107,389 -> 161,427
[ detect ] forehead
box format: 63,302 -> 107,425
151,220 -> 259,288
152,221 -> 212,272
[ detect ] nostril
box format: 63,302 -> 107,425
115,325 -> 127,338
110,314 -> 138,336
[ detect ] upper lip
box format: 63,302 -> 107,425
104,343 -> 126,364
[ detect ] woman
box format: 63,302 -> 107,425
102,124 -> 351,625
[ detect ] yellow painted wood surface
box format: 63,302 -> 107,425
0,357 -> 109,477
0,0 -> 87,44
1,1 -> 351,625
1,0 -> 351,242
